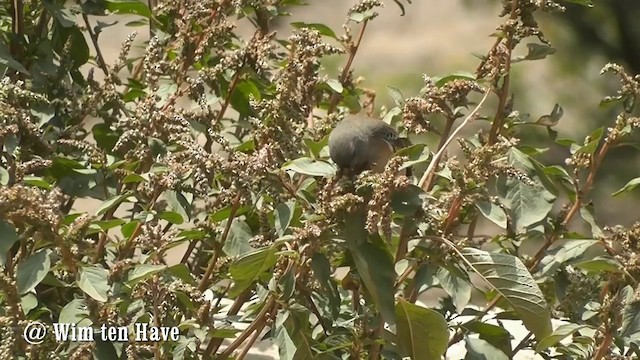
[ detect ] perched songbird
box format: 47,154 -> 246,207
329,115 -> 410,176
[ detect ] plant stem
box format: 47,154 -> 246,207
216,294 -> 276,359
418,87 -> 492,189
327,20 -> 369,114
198,192 -> 242,292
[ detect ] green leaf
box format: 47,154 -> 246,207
579,204 -> 604,238
173,337 -> 197,360
222,220 -> 255,257
96,193 -> 130,216
536,323 -> 592,351
350,241 -> 396,324
59,299 -> 92,326
475,201 -> 507,229
303,135 -> 329,159
0,220 -> 19,266
348,10 -> 377,23
436,266 -> 471,312
230,80 -> 260,116
87,219 -> 126,235
43,1 -> 76,27
290,22 -> 337,39
283,157 -> 335,177
105,0 -> 152,18
78,266 -> 110,302
274,201 -> 295,237
127,264 -> 167,285
613,177 -> 640,197
391,185 -> 424,216
0,41 -> 29,75
465,337 -> 509,360
434,71 -> 476,87
325,79 -> 344,94
92,123 -> 120,151
561,0 -> 593,7
0,167 -> 9,186
496,148 -> 555,231
51,25 -> 90,67
158,211 -> 184,225
512,43 -> 556,63
122,174 -> 147,184
621,287 -> 640,338
16,249 -> 53,294
574,257 -> 622,273
464,321 -> 512,355
462,248 -> 552,339
164,190 -> 191,222
387,86 -> 405,106
21,293 -> 38,315
229,246 -> 278,294
535,103 -> 563,127
395,298 -> 448,359
275,309 -> 315,360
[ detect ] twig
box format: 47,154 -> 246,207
216,294 -> 276,359
198,192 -> 243,292
511,331 -> 532,356
327,20 -> 369,114
82,14 -> 110,78
418,87 -> 492,189
487,0 -> 518,144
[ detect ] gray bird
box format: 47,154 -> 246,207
328,115 -> 410,176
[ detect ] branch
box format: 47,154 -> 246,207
417,87 -> 492,189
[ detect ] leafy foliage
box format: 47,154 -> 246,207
1,0 -> 640,359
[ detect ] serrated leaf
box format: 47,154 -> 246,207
16,249 -> 53,294
395,298 -> 448,359
78,266 -> 110,302
462,248 -> 552,339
